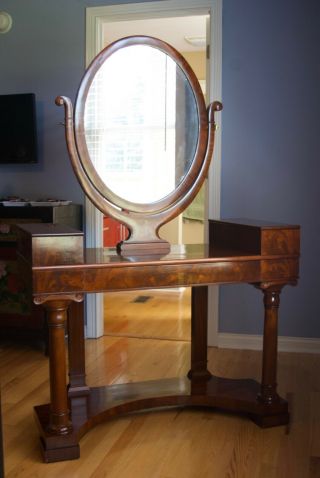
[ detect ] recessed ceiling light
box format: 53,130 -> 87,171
0,11 -> 12,34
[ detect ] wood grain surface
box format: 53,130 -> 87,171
1,334 -> 319,477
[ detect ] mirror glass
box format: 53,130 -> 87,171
84,44 -> 199,204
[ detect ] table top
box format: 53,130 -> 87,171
26,242 -> 298,271
16,221 -> 300,297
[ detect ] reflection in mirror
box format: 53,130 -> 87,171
84,44 -> 199,204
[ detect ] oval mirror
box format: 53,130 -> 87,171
83,44 -> 199,205
57,36 -> 222,255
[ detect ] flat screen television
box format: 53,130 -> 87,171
0,93 -> 38,164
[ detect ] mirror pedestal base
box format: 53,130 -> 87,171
117,238 -> 171,256
34,376 -> 289,463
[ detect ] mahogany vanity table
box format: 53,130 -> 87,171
15,36 -> 300,462
16,218 -> 299,462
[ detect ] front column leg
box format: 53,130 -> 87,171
67,300 -> 90,425
256,283 -> 284,405
42,299 -> 73,435
67,300 -> 89,395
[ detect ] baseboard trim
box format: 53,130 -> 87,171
218,333 -> 320,354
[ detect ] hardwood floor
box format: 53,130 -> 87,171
104,288 -> 191,341
1,333 -> 319,477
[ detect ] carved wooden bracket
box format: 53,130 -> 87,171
34,293 -> 84,306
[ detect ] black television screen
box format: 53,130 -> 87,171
0,93 -> 38,164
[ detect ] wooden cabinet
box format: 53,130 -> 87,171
0,203 -> 82,228
0,204 -> 82,348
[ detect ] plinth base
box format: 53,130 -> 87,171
35,376 -> 289,462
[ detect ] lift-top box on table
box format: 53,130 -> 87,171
16,223 -> 84,267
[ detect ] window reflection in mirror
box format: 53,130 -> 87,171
84,45 -> 198,204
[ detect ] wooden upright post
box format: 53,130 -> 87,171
257,284 -> 284,404
188,286 -> 211,380
44,300 -> 73,435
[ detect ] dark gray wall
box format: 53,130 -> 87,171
220,0 -> 320,337
1,0 -> 319,337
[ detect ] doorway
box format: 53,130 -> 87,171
102,15 -> 208,248
101,14 -> 207,342
85,0 -> 222,345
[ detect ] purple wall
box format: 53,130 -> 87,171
220,0 -> 320,337
0,0 -> 150,203
0,0 -> 319,337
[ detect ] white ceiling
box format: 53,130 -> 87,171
103,15 -> 208,52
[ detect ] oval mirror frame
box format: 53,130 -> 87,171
56,36 -> 222,256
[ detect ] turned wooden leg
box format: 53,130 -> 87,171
44,300 -> 73,435
67,301 -> 89,395
257,284 -> 284,404
67,301 -> 89,425
188,286 -> 211,380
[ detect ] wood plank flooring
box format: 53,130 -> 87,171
1,288 -> 319,477
1,337 -> 319,477
104,288 -> 191,341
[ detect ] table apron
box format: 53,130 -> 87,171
31,257 -> 299,295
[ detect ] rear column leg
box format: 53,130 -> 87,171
188,286 -> 211,380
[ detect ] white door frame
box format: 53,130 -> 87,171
85,0 -> 223,345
